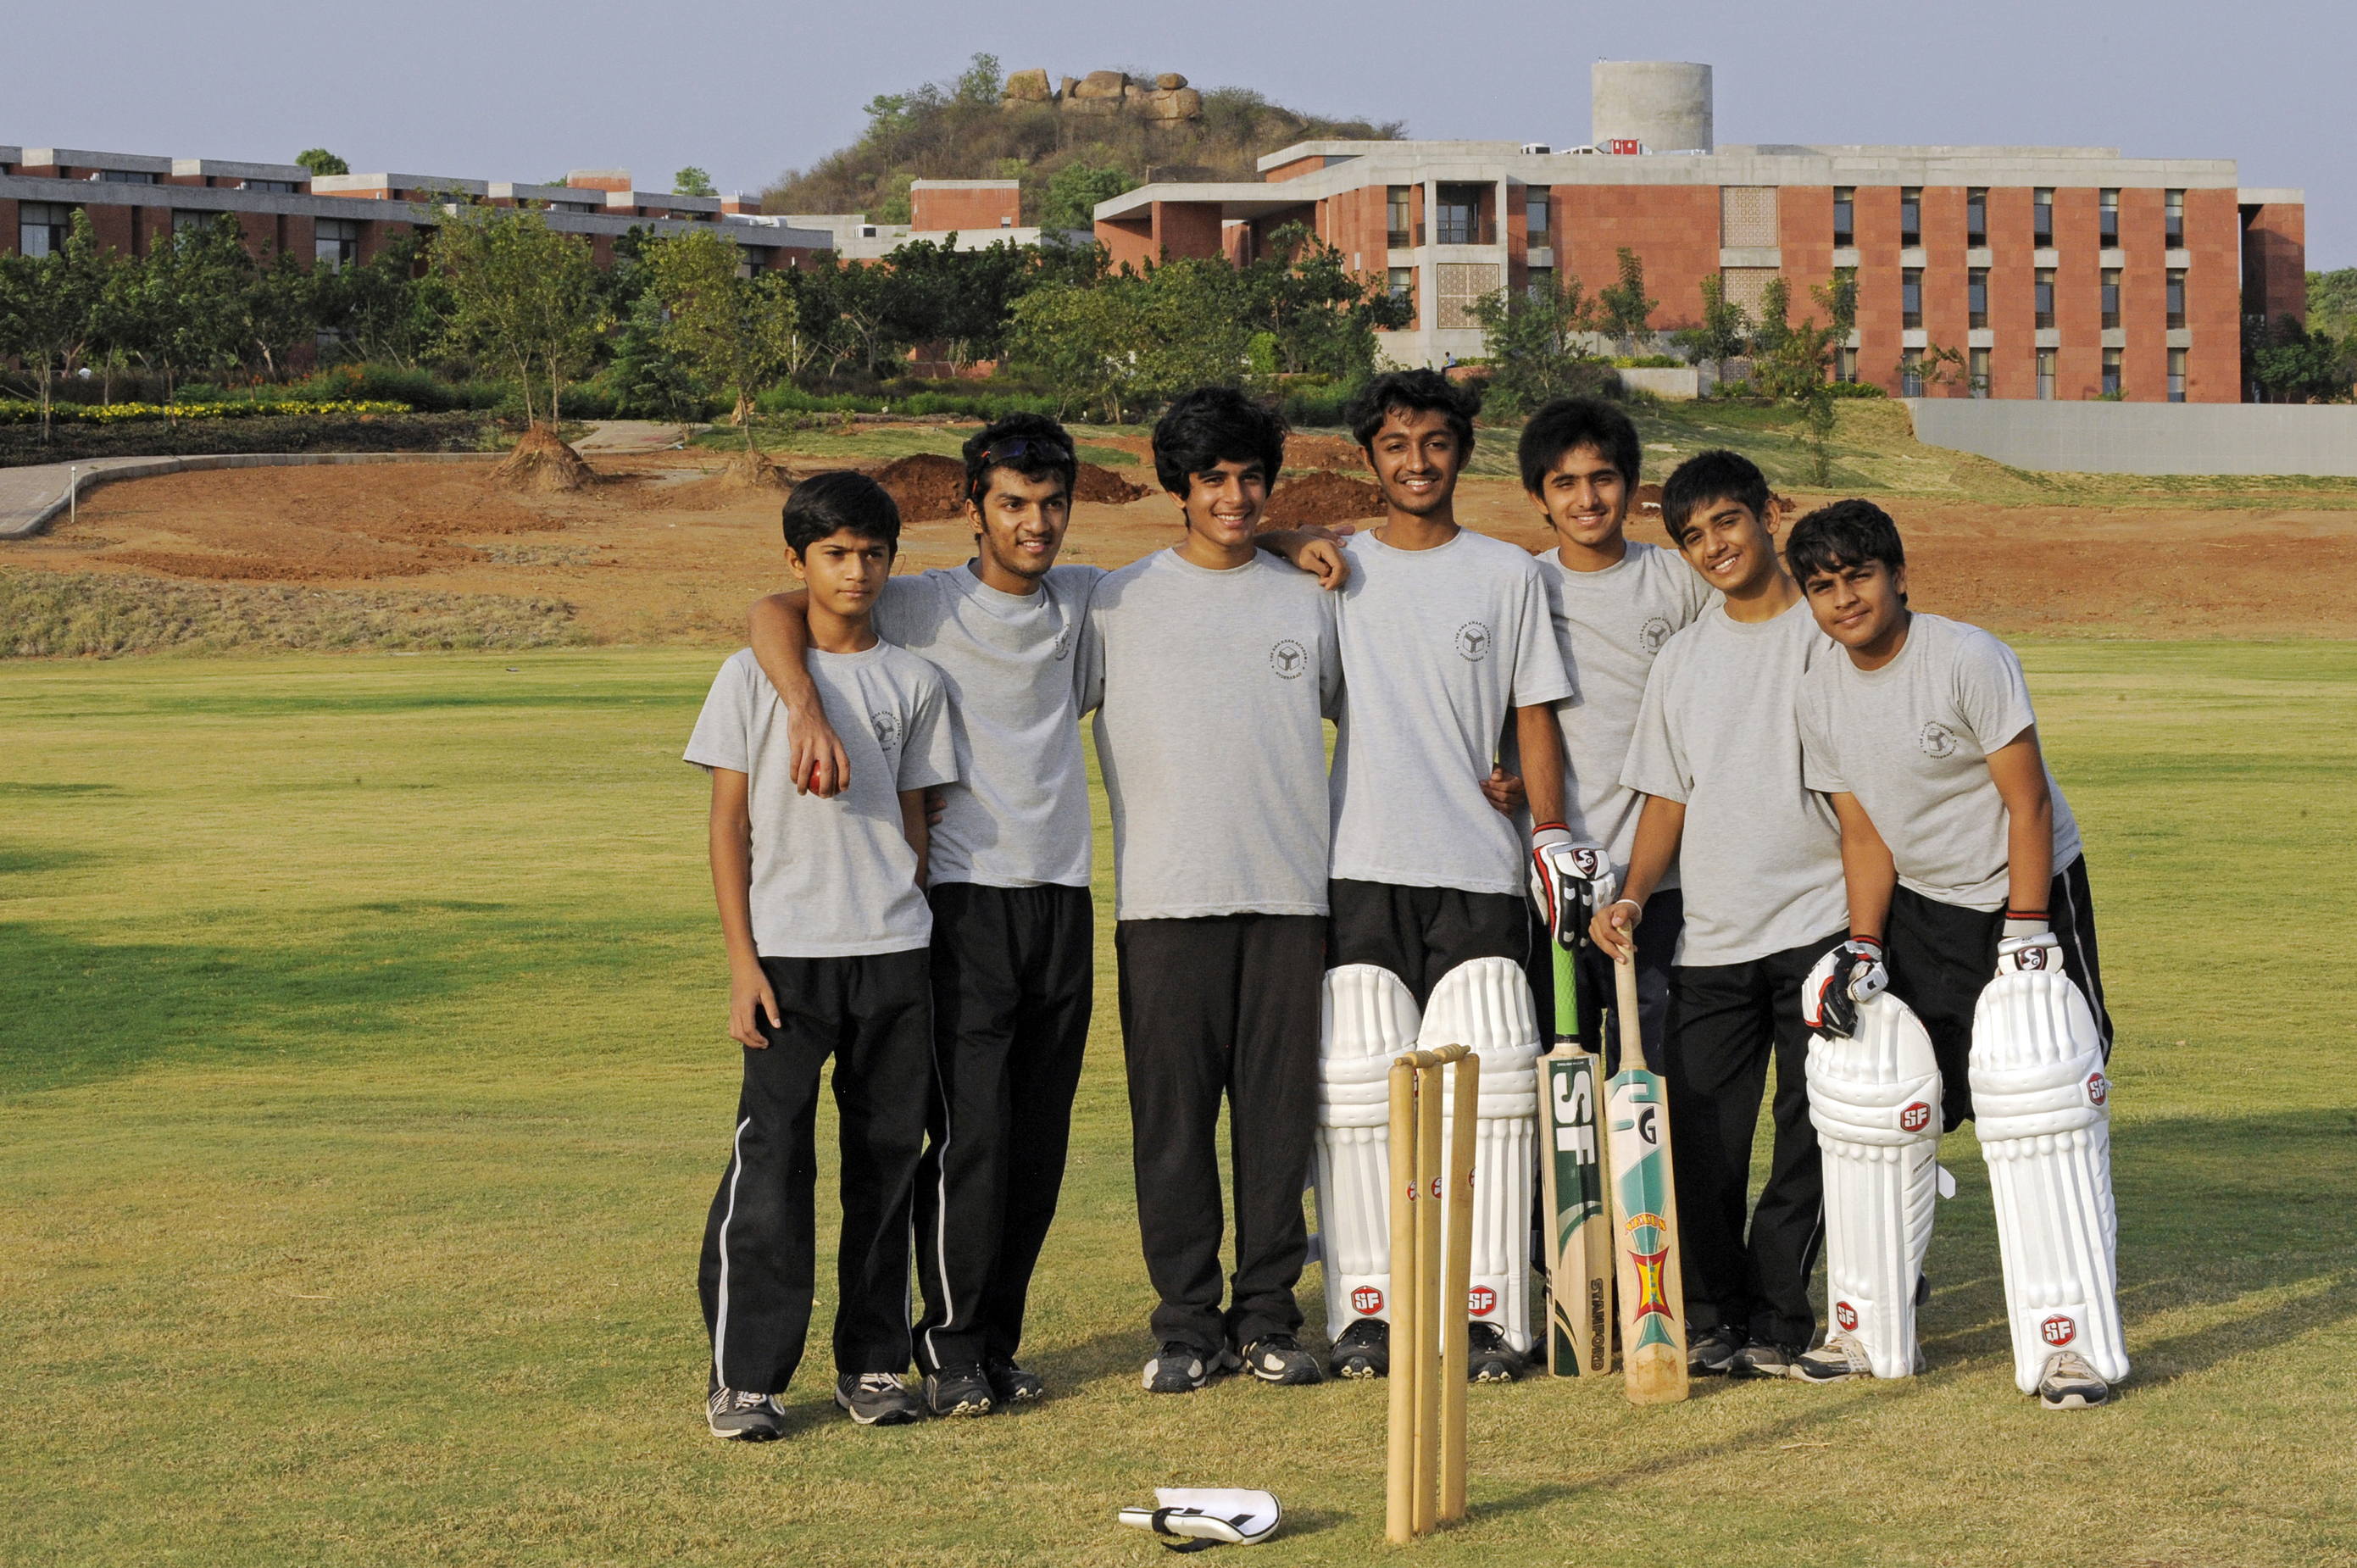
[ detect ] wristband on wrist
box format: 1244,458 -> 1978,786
2004,909 -> 2048,922
1534,821 -> 1568,834
1850,933 -> 1883,952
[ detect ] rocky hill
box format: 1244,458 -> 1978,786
759,53 -> 1402,231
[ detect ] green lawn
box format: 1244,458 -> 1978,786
3,643 -> 2354,1565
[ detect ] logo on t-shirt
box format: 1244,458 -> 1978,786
871,709 -> 903,753
1639,615 -> 1675,653
1052,625 -> 1073,661
1918,720 -> 1960,759
1269,639 -> 1309,680
1454,621 -> 1492,662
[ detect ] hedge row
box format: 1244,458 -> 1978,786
0,399 -> 412,425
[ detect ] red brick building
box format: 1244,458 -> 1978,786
1096,129 -> 2306,403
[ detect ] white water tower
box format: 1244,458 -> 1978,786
1591,61 -> 1713,154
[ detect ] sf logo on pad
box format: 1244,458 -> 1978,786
2042,1315 -> 2078,1347
1899,1102 -> 1932,1133
1835,1301 -> 1859,1332
1468,1287 -> 1497,1317
1352,1287 -> 1384,1315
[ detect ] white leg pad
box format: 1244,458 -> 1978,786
1806,993 -> 1943,1379
1315,965 -> 1420,1334
1971,970 -> 2129,1394
1420,958 -> 1542,1355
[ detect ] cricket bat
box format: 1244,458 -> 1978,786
1538,903 -> 1612,1377
1606,946 -> 1689,1404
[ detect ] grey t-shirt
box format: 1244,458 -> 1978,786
684,645 -> 957,957
1329,528 -> 1576,896
1622,598 -> 1847,966
1528,540 -> 1718,890
1078,548 -> 1342,920
870,563 -> 1100,889
1796,612 -> 2083,912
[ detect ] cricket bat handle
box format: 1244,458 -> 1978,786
1615,945 -> 1643,1069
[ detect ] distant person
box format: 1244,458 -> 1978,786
687,471 -> 957,1439
1593,449 -> 1846,1382
1786,498 -> 2121,1408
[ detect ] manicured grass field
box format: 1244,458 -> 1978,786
3,643 -> 2354,1565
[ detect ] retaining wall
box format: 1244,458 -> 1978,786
1905,398 -> 2357,476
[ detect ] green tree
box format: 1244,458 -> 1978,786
102,215 -> 254,412
1596,247 -> 1657,348
1042,164 -> 1137,234
1748,276 -> 1843,483
319,229 -> 449,368
875,237 -> 1041,370
672,167 -> 718,198
1238,224 -> 1412,381
643,229 -> 799,457
1468,270 -> 1609,417
1675,272 -> 1750,381
0,209 -> 112,441
2248,314 -> 2354,403
2307,268 -> 2357,342
1006,259 -> 1252,422
607,289 -> 706,423
953,52 -> 1002,106
237,247 -> 324,381
296,148 -> 349,177
1006,275 -> 1144,420
434,203 -> 609,425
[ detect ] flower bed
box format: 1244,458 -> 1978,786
0,399 -> 412,425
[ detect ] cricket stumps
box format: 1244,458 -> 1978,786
1385,1043 -> 1478,1543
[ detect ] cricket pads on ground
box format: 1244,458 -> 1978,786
1807,992 -> 1943,1379
1315,965 -> 1420,1336
1420,958 -> 1541,1356
1971,969 -> 2130,1394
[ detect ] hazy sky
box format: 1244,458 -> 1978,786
9,0 -> 2346,267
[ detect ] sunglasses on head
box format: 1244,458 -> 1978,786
981,437 -> 1070,465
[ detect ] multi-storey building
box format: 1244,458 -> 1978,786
1092,63 -> 2307,403
0,147 -> 832,275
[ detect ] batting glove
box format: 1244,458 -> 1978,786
1530,830 -> 1614,952
1802,937 -> 1888,1038
1995,929 -> 2064,976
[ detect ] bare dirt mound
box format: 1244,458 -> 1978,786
496,425 -> 595,492
1074,461 -> 1147,505
1635,482 -> 1664,515
875,453 -> 969,521
1265,470 -> 1385,528
1286,435 -> 1366,472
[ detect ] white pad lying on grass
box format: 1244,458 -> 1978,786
1118,1488 -> 1281,1549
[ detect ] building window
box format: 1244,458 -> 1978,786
2034,188 -> 2054,246
241,179 -> 297,193
2168,347 -> 2187,403
1966,187 -> 1987,247
2165,189 -> 2184,246
1527,192 -> 1549,240
19,202 -> 73,257
2099,189 -> 2119,245
1387,186 -> 1410,248
1900,348 -> 1925,397
97,169 -> 158,184
1435,261 -> 1503,328
2035,269 -> 2056,329
1968,268 -> 1989,328
2037,348 -> 2057,399
1526,266 -> 1554,300
1833,186 -> 1854,247
1836,346 -> 1859,384
1435,184 -> 1483,247
2102,347 -> 2123,396
1970,347 -> 1992,398
2167,269 -> 2187,329
1899,187 -> 1921,247
2102,269 -> 2122,329
172,210 -> 214,236
315,217 -> 361,270
1901,268 -> 1923,329
1387,267 -> 1414,305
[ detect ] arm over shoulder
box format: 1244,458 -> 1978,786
893,658 -> 959,792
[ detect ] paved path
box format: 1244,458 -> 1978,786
574,420 -> 704,453
0,450 -> 501,541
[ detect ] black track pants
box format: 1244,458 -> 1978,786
911,881 -> 1094,1374
1886,856 -> 2112,1132
1523,887 -> 1684,1074
1326,878 -> 1529,1007
1116,914 -> 1326,1355
1665,931 -> 1844,1349
698,948 -> 932,1394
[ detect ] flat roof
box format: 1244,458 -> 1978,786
173,158 -> 311,182
910,179 -> 1019,191
1095,182 -> 1322,222
23,147 -> 174,173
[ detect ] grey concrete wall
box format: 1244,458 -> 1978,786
1906,398 -> 2357,476
1590,62 -> 1713,153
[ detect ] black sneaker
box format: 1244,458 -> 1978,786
921,1364 -> 994,1418
1328,1317 -> 1389,1380
986,1358 -> 1045,1405
835,1371 -> 924,1426
1687,1322 -> 1744,1376
2037,1351 -> 2112,1410
706,1382 -> 786,1441
1467,1322 -> 1521,1383
1732,1338 -> 1803,1379
1142,1340 -> 1236,1393
1237,1333 -> 1323,1385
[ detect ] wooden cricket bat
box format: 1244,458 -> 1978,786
1606,948 -> 1689,1404
1539,924 -> 1613,1377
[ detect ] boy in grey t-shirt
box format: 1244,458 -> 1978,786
687,474 -> 957,1440
1511,398 -> 1717,1068
1596,450 -> 1847,1382
1788,498 -> 2110,1128
1081,389 -> 1342,1395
